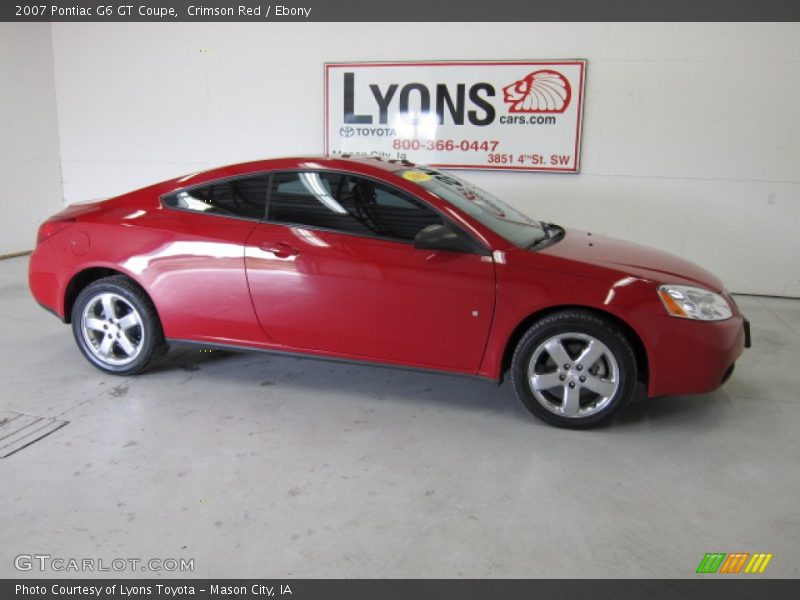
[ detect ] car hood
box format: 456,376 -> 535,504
536,228 -> 725,292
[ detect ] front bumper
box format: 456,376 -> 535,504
643,312 -> 748,398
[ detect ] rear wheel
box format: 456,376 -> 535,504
511,310 -> 637,428
71,275 -> 167,375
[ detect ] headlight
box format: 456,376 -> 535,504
657,285 -> 732,321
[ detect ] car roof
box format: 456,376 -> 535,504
163,155 -> 413,190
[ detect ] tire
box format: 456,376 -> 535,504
511,310 -> 637,428
71,275 -> 168,375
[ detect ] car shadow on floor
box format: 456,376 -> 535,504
151,345 -> 241,372
152,345 -> 525,418
150,345 -> 732,429
616,386 -> 731,428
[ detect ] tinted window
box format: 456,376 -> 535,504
400,167 -> 547,248
163,175 -> 270,220
268,172 -> 443,242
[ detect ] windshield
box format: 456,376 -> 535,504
400,168 -> 546,248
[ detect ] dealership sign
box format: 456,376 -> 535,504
325,60 -> 586,172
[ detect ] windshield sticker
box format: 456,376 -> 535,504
402,170 -> 433,182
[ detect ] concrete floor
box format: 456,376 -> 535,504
1,254 -> 798,578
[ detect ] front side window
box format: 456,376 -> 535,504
163,175 -> 270,220
268,171 -> 443,242
400,167 -> 547,248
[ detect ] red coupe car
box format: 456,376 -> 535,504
29,156 -> 749,427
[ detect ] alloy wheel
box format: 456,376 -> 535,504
526,332 -> 620,418
80,292 -> 145,367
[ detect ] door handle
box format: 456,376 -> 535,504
260,241 -> 299,258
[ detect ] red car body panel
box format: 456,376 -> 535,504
29,156 -> 747,398
244,221 -> 495,371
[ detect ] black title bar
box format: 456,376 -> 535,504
3,580 -> 800,600
3,0 -> 800,22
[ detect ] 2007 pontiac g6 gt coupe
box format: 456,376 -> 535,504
29,156 -> 750,428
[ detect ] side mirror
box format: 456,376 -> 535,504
413,223 -> 474,253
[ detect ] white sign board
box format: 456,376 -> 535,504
325,60 -> 586,172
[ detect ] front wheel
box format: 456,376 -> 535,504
511,310 -> 638,428
71,275 -> 167,375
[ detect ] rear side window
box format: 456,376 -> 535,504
268,171 -> 443,242
163,175 -> 270,220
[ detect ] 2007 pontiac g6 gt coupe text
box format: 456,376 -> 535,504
29,157 -> 750,428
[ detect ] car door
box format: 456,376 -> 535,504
244,170 -> 496,372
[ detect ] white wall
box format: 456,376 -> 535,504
49,22 -> 800,296
0,23 -> 62,255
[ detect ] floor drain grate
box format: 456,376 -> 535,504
0,411 -> 69,458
